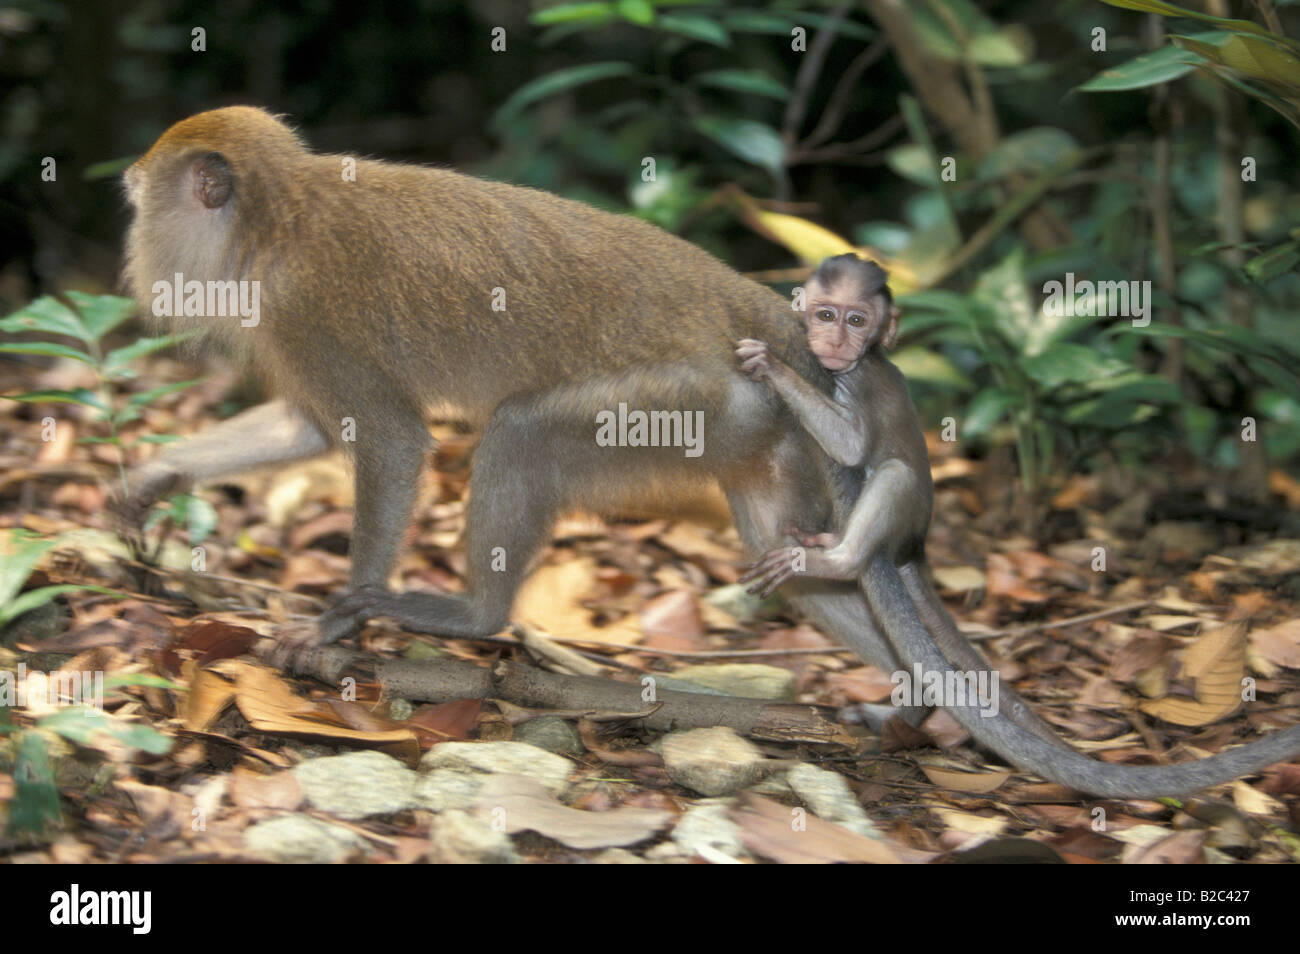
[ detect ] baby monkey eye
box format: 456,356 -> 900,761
815,309 -> 835,322
847,312 -> 866,326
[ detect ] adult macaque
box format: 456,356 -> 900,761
120,107 -> 1299,796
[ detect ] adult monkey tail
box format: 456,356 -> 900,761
868,556 -> 1300,798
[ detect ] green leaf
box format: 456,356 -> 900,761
962,388 -> 1019,438
1,584 -> 121,627
897,290 -> 973,315
103,333 -> 189,374
1021,343 -> 1129,389
1062,378 -> 1176,427
1174,33 -> 1300,92
38,707 -> 174,756
2,388 -> 107,411
971,249 -> 1043,354
967,29 -> 1030,67
909,0 -> 1021,65
0,341 -> 95,364
892,346 -> 972,390
886,143 -> 941,185
1098,0 -> 1275,40
172,493 -> 218,545
791,13 -> 876,43
126,377 -> 203,407
692,116 -> 785,176
135,433 -> 183,445
975,127 -> 1080,180
63,292 -> 137,341
1076,32 -> 1228,92
656,13 -> 730,47
492,62 -> 638,131
0,296 -> 90,342
1243,239 -> 1300,283
616,0 -> 655,26
82,155 -> 136,180
7,731 -> 60,835
0,530 -> 57,609
1083,373 -> 1183,402
718,11 -> 796,35
693,69 -> 789,100
104,673 -> 185,691
531,2 -> 616,26
111,404 -> 144,426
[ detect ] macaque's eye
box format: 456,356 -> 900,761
815,309 -> 835,322
847,312 -> 865,326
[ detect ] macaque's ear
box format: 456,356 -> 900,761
192,152 -> 234,210
881,304 -> 900,350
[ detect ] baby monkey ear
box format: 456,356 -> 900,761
880,304 -> 900,351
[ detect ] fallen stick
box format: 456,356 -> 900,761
262,640 -> 856,747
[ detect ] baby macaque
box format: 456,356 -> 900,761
735,254 -> 931,594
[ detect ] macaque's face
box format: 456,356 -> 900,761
803,278 -> 894,372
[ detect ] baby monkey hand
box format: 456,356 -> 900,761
735,338 -> 774,381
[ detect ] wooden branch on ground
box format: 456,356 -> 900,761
260,641 -> 857,747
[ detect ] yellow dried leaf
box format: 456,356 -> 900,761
1139,623 -> 1246,726
920,766 -> 1012,793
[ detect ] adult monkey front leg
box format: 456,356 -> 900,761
116,400 -> 330,524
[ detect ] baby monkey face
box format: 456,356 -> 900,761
804,276 -> 894,372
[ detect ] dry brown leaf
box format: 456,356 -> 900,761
1139,623 -> 1247,726
638,589 -> 706,650
1050,474 -> 1098,509
919,766 -> 1012,793
1250,619 -> 1300,670
1268,469 -> 1300,508
931,457 -> 977,483
930,805 -> 1008,836
1152,588 -> 1208,613
825,666 -> 897,704
1231,779 -> 1284,817
1121,829 -> 1207,864
731,793 -> 907,864
1108,630 -> 1175,683
1225,539 -> 1300,575
228,766 -> 304,811
985,552 -> 1049,604
183,667 -> 239,730
1139,614 -> 1204,632
473,774 -> 672,850
930,565 -> 985,592
280,551 -> 347,591
512,555 -> 641,644
656,521 -> 742,565
198,659 -> 421,758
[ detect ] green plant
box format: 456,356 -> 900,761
0,292 -> 216,547
1082,0 -> 1300,281
490,1 -> 864,212
899,250 -> 1187,490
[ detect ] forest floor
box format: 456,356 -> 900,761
2,358 -> 1300,864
